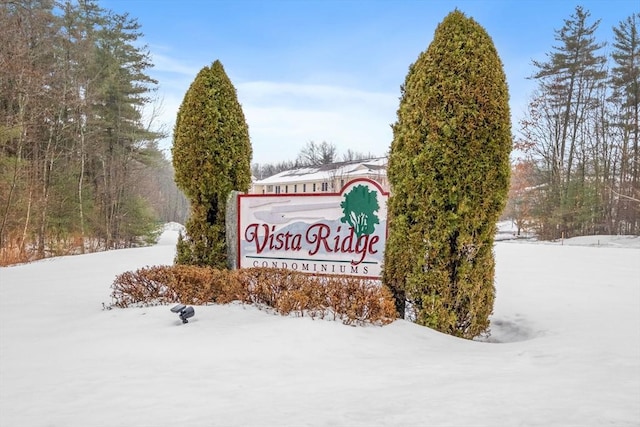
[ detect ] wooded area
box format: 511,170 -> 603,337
0,0 -> 187,265
1,2 -> 637,267
510,8 -> 639,239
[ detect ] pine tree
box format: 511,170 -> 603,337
91,11 -> 161,249
383,10 -> 512,339
172,60 -> 252,268
527,6 -> 607,239
610,13 -> 640,233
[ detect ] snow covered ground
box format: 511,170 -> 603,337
1,224 -> 638,427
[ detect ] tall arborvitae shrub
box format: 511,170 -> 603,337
383,10 -> 512,339
172,60 -> 252,268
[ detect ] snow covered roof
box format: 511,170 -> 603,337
255,157 -> 387,185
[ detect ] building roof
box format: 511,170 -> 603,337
254,157 -> 388,185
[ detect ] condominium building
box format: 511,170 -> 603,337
251,157 -> 389,195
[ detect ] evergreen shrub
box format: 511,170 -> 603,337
172,60 -> 252,268
383,10 -> 512,338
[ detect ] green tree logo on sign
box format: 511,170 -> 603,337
340,184 -> 380,236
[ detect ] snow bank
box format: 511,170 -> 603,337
0,225 -> 638,427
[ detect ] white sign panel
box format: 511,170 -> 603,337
237,179 -> 388,278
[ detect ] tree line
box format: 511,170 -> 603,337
2,1 -> 636,272
0,0 -> 187,264
510,8 -> 639,239
251,141 -> 379,179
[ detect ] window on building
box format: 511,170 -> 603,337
285,185 -> 288,193
321,182 -> 328,192
313,183 -> 317,192
294,184 -> 297,193
275,186 -> 281,194
303,183 -> 306,192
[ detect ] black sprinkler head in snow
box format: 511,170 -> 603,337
170,304 -> 195,324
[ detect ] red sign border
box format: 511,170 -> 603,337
237,178 -> 389,279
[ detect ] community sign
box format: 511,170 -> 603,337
237,178 -> 388,278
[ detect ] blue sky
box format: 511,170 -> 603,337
100,0 -> 638,165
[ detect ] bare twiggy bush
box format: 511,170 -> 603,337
111,266 -> 396,325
